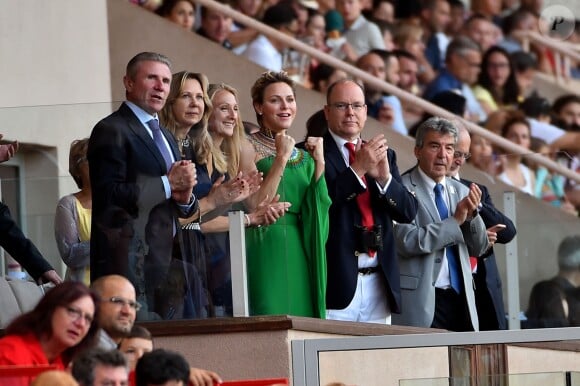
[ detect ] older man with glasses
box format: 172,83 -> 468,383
447,125 -> 516,330
322,79 -> 418,324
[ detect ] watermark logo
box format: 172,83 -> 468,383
539,5 -> 575,41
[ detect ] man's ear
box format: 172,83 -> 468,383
123,75 -> 133,92
413,146 -> 421,160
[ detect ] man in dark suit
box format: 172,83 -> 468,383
0,135 -> 62,285
322,79 -> 418,323
447,125 -> 516,330
88,52 -> 198,319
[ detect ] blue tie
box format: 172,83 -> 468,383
148,119 -> 173,172
434,183 -> 462,293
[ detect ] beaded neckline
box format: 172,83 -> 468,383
247,130 -> 306,168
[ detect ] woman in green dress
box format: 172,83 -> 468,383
242,71 -> 331,318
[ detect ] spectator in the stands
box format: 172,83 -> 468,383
552,95 -> 580,132
55,138 -> 91,285
423,36 -> 486,123
309,63 -> 348,94
366,0 -> 395,23
445,0 -> 466,37
394,49 -> 422,128
368,49 -> 407,135
324,9 -> 359,62
156,0 -> 196,31
72,348 -> 128,386
392,22 -> 436,85
135,349 -> 190,386
118,326 -> 153,371
497,111 -> 535,195
420,0 -> 451,72
336,0 -> 385,59
518,95 -> 580,164
31,370 -> 79,386
552,235 -> 580,292
463,14 -> 499,53
473,45 -> 520,114
197,5 -> 234,49
500,8 -> 552,74
527,137 -> 576,214
511,51 -> 538,100
355,51 -> 398,133
448,125 -> 517,330
523,280 -> 570,328
0,282 -> 100,372
551,94 -> 580,212
242,2 -> 298,71
229,0 -> 263,54
469,132 -> 499,176
470,0 -> 502,26
373,19 -> 395,51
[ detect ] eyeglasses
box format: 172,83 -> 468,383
107,297 -> 142,311
454,151 -> 471,160
330,102 -> 366,111
65,306 -> 94,325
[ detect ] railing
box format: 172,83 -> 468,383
515,30 -> 580,83
192,0 -> 580,184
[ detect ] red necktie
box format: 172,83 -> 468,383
345,142 -> 376,257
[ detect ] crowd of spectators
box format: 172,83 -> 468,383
128,0 -> 580,216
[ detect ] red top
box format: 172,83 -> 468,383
0,333 -> 65,369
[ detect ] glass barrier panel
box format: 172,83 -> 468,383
399,371 -> 568,386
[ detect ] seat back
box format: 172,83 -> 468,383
0,277 -> 44,328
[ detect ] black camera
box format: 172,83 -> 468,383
354,224 -> 383,253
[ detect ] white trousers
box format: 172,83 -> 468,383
326,272 -> 391,324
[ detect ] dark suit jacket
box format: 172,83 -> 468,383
0,202 -> 53,281
88,103 -> 195,314
323,132 -> 418,312
460,178 -> 516,330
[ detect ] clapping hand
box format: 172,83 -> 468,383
351,134 -> 387,179
169,160 -> 197,204
249,194 -> 291,226
454,183 -> 482,224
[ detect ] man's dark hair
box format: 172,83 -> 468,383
72,349 -> 127,386
392,49 -> 417,62
510,50 -> 538,73
135,349 -> 190,386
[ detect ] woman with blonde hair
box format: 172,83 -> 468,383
159,71 -> 264,317
54,138 -> 91,284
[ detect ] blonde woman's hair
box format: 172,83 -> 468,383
159,71 -> 226,173
208,83 -> 244,177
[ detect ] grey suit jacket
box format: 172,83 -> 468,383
392,166 -> 490,331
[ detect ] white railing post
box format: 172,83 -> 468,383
503,191 -> 520,330
229,210 -> 249,317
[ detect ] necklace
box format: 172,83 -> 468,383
178,137 -> 190,148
